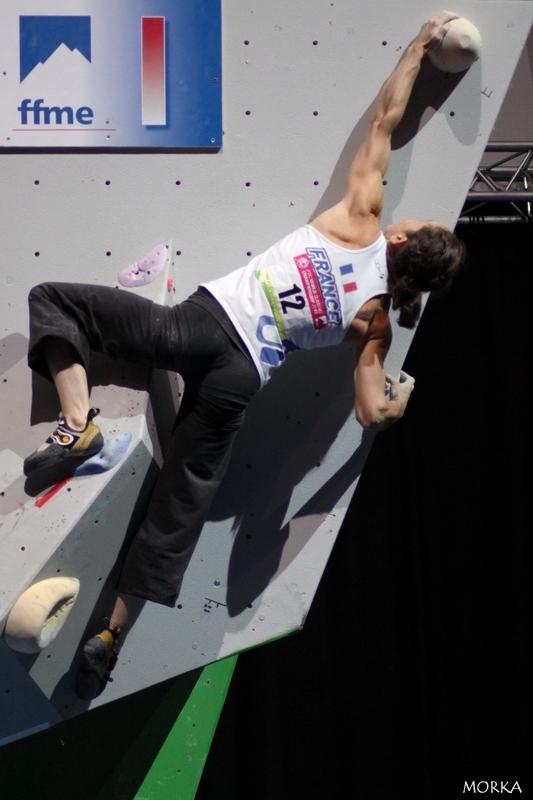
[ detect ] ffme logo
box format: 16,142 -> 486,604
18,16 -> 93,127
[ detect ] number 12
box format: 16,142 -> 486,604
278,284 -> 305,313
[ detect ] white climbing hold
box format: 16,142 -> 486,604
429,17 -> 481,73
4,577 -> 80,653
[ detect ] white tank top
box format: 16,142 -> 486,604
203,224 -> 388,386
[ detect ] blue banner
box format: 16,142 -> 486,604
2,0 -> 222,148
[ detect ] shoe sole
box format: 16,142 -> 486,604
24,454 -> 96,497
23,432 -> 104,477
23,435 -> 105,497
76,666 -> 109,700
76,650 -> 118,700
84,637 -> 107,667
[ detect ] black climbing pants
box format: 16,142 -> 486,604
28,283 -> 260,606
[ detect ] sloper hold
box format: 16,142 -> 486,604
429,17 -> 482,73
73,430 -> 132,476
4,577 -> 80,654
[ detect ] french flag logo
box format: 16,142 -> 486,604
339,264 -> 357,293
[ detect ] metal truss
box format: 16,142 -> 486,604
457,142 -> 533,225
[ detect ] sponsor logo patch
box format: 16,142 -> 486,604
294,254 -> 328,329
305,248 -> 342,326
254,268 -> 287,340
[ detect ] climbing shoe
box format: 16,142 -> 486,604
76,620 -> 122,700
23,408 -> 104,477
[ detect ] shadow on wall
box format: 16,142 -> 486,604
309,55 -> 473,223
29,351 -> 153,426
9,457 -> 154,718
47,509 -> 150,719
0,333 -> 28,376
391,58 -> 478,149
386,59 -> 480,218
207,342 -> 376,617
212,56 -> 478,618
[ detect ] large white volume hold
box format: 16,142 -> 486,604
4,578 -> 80,653
429,17 -> 482,73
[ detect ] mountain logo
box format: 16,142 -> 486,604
19,16 -> 91,83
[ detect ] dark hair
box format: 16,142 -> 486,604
387,226 -> 467,328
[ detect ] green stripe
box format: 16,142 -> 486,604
131,656 -> 238,800
254,268 -> 287,340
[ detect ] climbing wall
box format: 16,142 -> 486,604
1,0 -> 532,743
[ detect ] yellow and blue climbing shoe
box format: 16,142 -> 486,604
23,408 -> 104,476
76,621 -> 122,700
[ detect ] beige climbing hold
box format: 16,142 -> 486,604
4,577 -> 80,653
429,17 -> 482,73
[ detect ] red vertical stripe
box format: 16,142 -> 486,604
141,17 -> 166,125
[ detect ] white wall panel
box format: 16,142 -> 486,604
1,0 -> 532,731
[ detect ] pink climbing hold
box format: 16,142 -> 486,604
167,277 -> 174,292
118,244 -> 168,288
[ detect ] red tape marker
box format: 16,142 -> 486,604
35,476 -> 73,508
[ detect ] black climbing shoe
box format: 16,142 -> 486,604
76,620 -> 122,701
24,408 -> 103,477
